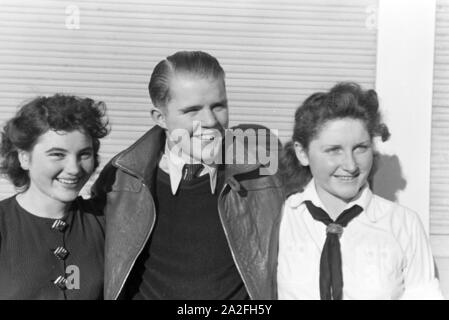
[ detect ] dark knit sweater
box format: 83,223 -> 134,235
0,196 -> 105,300
126,168 -> 249,300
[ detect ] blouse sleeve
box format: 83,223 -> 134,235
400,210 -> 444,300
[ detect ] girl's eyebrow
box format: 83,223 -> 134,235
321,144 -> 340,148
355,140 -> 372,145
45,147 -> 67,153
45,147 -> 93,153
320,140 -> 372,150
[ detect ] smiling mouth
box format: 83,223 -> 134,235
334,175 -> 359,181
56,178 -> 81,186
194,134 -> 220,141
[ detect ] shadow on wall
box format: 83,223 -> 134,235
371,154 -> 444,289
371,153 -> 407,202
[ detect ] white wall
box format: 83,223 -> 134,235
374,0 -> 436,234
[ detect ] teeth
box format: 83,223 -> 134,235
336,176 -> 356,181
57,178 -> 79,185
196,135 -> 216,141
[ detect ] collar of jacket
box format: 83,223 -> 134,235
112,125 -> 266,184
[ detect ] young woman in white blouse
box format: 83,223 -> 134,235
276,82 -> 443,300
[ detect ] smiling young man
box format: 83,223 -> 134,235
92,51 -> 284,300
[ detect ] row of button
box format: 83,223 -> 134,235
51,219 -> 70,290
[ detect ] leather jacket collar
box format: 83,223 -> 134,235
112,125 -> 266,183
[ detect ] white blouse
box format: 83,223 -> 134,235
277,180 -> 444,300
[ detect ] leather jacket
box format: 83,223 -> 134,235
91,125 -> 285,300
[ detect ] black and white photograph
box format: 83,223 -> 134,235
0,0 -> 448,303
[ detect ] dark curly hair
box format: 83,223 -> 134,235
281,82 -> 390,196
0,94 -> 110,189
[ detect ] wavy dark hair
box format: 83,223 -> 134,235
0,94 -> 110,189
281,82 -> 390,196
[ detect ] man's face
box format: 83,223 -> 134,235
161,73 -> 229,164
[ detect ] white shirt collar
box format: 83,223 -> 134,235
278,181 -> 443,300
288,178 -> 373,217
158,141 -> 218,195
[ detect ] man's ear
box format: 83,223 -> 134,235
18,150 -> 31,170
151,108 -> 167,129
293,141 -> 309,166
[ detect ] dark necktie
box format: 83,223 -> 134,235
304,200 -> 363,300
182,163 -> 203,181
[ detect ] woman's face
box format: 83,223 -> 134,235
295,118 -> 373,205
19,129 -> 95,205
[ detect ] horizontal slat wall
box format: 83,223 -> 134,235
431,0 -> 449,236
432,1 -> 449,297
0,0 -> 377,199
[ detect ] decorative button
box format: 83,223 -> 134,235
53,276 -> 67,290
52,247 -> 69,260
326,223 -> 344,235
51,220 -> 67,232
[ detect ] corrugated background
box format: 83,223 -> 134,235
3,0 -> 449,299
432,0 -> 449,236
0,0 -> 378,198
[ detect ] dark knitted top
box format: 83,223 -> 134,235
126,168 -> 249,300
0,196 -> 105,300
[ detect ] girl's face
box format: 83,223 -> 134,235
295,118 -> 373,206
19,129 -> 95,205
